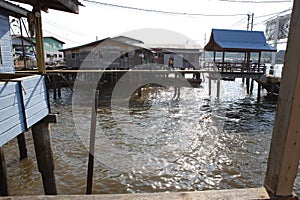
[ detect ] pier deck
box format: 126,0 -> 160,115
0,187 -> 271,200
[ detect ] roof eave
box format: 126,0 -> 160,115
0,0 -> 29,18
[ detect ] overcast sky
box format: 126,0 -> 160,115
14,0 -> 293,49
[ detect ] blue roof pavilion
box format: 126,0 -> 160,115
204,29 -> 276,52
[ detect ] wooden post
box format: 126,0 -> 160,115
53,76 -> 57,100
57,75 -> 61,99
217,79 -> 220,98
257,83 -> 261,101
208,75 -> 212,95
250,79 -> 254,95
0,147 -> 8,196
34,5 -> 46,74
246,78 -> 250,94
264,0 -> 300,197
32,115 -> 57,195
17,133 -> 28,160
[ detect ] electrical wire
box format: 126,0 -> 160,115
43,29 -> 81,45
214,0 -> 291,3
81,0 -> 247,17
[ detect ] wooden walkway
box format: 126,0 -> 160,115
0,187 -> 271,200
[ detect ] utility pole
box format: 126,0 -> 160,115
251,13 -> 254,31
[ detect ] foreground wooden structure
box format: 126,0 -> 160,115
0,187 -> 270,200
0,74 -> 57,195
264,0 -> 300,196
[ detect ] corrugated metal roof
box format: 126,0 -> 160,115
9,0 -> 83,14
204,29 -> 277,52
0,0 -> 29,17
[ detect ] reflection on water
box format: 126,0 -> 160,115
3,78 -> 300,196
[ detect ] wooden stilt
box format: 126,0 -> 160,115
17,133 -> 28,160
246,78 -> 250,94
53,75 -> 57,100
250,79 -> 254,95
0,147 -> 8,196
209,76 -> 212,95
31,115 -> 57,195
137,87 -> 142,98
257,83 -> 261,101
217,79 -> 220,98
57,75 -> 61,99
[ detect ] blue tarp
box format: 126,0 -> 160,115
204,29 -> 277,52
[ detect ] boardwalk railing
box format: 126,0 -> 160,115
203,61 -> 266,74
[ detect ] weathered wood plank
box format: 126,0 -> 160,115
0,114 -> 25,136
26,109 -> 49,128
264,0 -> 300,197
0,123 -> 25,147
0,75 -> 49,146
0,187 -> 270,200
0,82 -> 18,98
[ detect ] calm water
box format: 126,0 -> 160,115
3,77 -> 300,196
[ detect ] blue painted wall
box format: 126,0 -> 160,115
0,8 -> 14,73
0,75 -> 49,147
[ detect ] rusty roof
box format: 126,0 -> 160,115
9,0 -> 83,14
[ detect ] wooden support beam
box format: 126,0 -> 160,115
264,0 -> 300,197
217,79 -> 220,98
31,116 -> 57,195
208,75 -> 212,95
33,6 -> 46,74
257,83 -> 261,101
246,78 -> 250,94
17,133 -> 28,160
250,79 -> 254,95
0,147 -> 8,196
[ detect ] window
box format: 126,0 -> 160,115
46,54 -> 51,58
59,54 -> 63,58
71,53 -> 77,59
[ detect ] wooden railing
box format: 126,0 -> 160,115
203,61 -> 266,74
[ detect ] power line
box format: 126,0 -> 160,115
43,18 -> 92,38
81,0 -> 247,17
214,0 -> 291,3
43,29 -> 81,45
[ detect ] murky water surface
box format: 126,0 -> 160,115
4,78 -> 300,196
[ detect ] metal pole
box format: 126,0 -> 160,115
86,90 -> 99,194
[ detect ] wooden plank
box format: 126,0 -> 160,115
26,109 -> 49,128
16,75 -> 44,90
0,82 -> 18,98
264,0 -> 300,197
23,93 -> 47,110
0,114 -> 25,135
0,123 -> 25,147
0,187 -> 270,200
